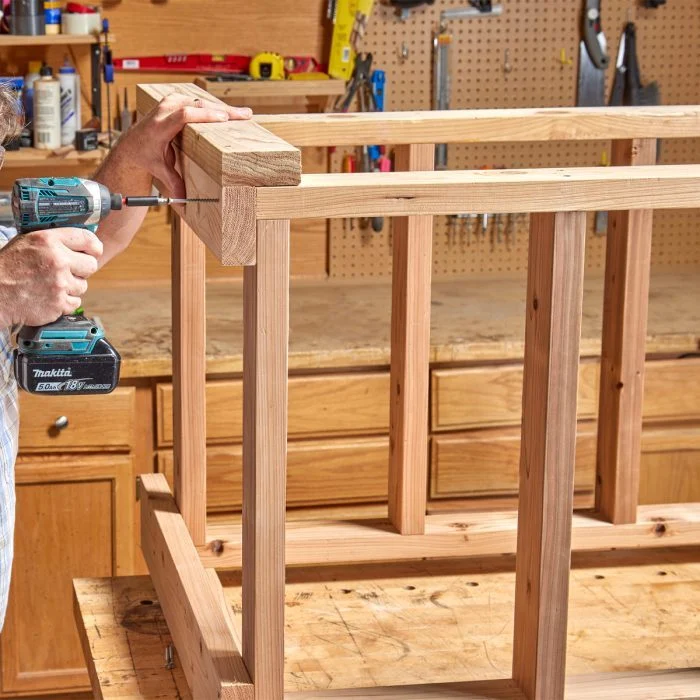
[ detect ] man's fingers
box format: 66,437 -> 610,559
67,251 -> 99,279
62,295 -> 82,315
159,93 -> 252,120
54,228 -> 104,258
68,276 -> 89,297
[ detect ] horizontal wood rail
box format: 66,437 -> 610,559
254,165 -> 700,220
198,503 -> 700,569
285,670 -> 700,700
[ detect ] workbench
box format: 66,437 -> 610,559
74,549 -> 700,698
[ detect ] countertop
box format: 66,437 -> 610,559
85,271 -> 700,379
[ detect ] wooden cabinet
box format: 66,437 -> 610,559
431,358 -> 700,432
432,362 -> 600,431
640,424 -> 700,504
158,437 -> 389,512
1,455 -> 133,696
430,424 -> 597,500
156,373 -> 390,446
18,388 -> 136,453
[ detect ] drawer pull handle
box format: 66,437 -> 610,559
53,416 -> 69,431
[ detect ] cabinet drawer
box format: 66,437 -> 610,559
18,387 -> 136,452
643,359 -> 700,421
432,363 -> 600,432
158,437 -> 389,511
157,373 -> 389,447
431,425 -> 596,499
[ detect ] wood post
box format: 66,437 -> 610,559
172,216 -> 207,545
389,143 -> 434,535
512,212 -> 586,700
596,139 -> 657,525
242,219 -> 290,700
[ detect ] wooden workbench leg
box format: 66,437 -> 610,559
388,143 -> 434,536
596,139 -> 657,525
242,219 -> 289,700
512,212 -> 586,700
172,216 -> 207,546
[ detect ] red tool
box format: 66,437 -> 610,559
114,54 -> 251,74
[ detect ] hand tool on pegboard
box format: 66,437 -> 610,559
329,0 -> 375,80
388,0 -> 435,21
432,2 -> 503,169
610,22 -> 660,107
577,0 -> 610,106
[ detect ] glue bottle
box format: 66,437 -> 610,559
34,64 -> 61,149
59,57 -> 79,146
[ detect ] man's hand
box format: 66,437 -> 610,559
111,94 -> 252,199
0,229 -> 103,327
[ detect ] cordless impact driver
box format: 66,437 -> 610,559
10,176 -> 214,395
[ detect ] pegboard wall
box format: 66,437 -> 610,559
329,0 -> 700,279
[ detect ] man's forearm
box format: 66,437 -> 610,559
91,144 -> 153,266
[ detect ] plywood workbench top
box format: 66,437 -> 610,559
85,271 -> 700,380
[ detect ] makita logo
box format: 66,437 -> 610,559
32,368 -> 73,378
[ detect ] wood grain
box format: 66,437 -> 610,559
4,455 -> 132,695
158,437 -> 389,513
171,217 -> 207,545
431,426 -> 597,500
255,165 -> 700,220
200,503 -> 700,568
596,139 -> 657,525
136,83 -> 301,187
254,105 -> 700,146
432,363 -> 600,432
511,212 -> 587,700
82,271 -> 700,379
242,220 -> 290,699
196,77 -> 347,99
18,387 -> 135,452
74,550 -> 700,697
389,144 -> 434,536
156,373 -> 390,447
139,473 -> 252,699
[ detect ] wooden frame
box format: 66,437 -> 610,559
132,83 -> 700,700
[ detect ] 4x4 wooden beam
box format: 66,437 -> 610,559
136,83 -> 300,265
139,473 -> 253,700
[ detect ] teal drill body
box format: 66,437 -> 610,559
11,177 -> 122,394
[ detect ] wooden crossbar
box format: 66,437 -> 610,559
254,165 -> 700,220
198,504 -> 700,569
284,669 -> 700,700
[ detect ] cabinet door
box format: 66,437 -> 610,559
1,455 -> 133,696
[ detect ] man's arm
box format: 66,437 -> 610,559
92,94 -> 251,266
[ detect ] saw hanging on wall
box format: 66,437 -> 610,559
577,0 -> 610,106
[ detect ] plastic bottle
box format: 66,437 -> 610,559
44,0 -> 61,34
23,60 -> 42,122
33,64 -> 61,150
59,57 -> 79,146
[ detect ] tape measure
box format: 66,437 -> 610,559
250,52 -> 285,80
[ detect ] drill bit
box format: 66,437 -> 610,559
122,196 -> 219,207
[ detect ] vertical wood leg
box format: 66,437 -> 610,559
172,216 -> 207,546
389,143 -> 434,535
242,219 -> 289,700
596,139 -> 657,525
512,212 -> 586,700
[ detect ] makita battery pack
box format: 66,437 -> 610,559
14,338 -> 121,395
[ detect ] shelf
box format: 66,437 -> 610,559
195,77 -> 346,100
0,33 -> 113,47
3,147 -> 105,169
